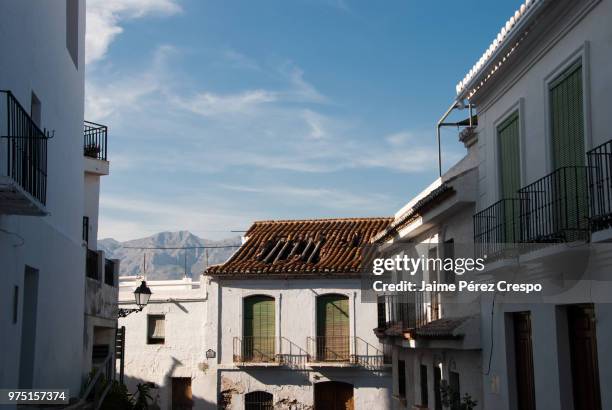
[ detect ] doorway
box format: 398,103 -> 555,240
314,381 -> 354,410
18,266 -> 39,389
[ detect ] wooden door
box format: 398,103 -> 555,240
434,365 -> 442,410
317,295 -> 349,361
314,381 -> 354,410
513,312 -> 536,410
243,296 -> 275,362
568,304 -> 602,410
171,377 -> 192,410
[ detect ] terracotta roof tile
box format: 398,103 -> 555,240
206,217 -> 392,277
412,316 -> 468,339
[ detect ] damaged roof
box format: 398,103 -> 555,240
205,217 -> 392,277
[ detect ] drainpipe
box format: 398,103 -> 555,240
436,100 -> 474,177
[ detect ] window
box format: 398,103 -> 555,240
397,359 -> 406,399
30,92 -> 41,127
443,239 -> 455,284
243,296 -> 275,362
66,0 -> 79,68
245,391 -> 273,410
147,315 -> 165,344
82,216 -> 89,243
420,364 -> 428,407
316,294 -> 349,361
498,112 -> 520,243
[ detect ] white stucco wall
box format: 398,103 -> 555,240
119,277 -> 213,409
204,278 -> 392,409
469,1 -> 612,409
0,0 -> 87,396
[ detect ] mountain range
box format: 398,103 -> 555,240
98,231 -> 242,280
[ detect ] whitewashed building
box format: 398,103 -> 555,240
458,0 -> 612,409
204,218 -> 394,410
0,0 -> 118,404
372,134 -> 481,409
118,276 -> 208,409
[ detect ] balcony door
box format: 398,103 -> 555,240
498,112 -> 521,243
567,304 -> 601,410
550,62 -> 587,239
316,294 -> 349,361
243,295 -> 275,362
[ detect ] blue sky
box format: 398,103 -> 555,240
87,0 -> 523,241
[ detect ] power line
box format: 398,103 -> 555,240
122,245 -> 241,250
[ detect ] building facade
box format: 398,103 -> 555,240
118,277 -> 208,409
460,0 -> 612,409
204,218 -> 394,410
0,0 -> 117,403
373,137 -> 482,409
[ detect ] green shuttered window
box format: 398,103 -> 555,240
243,295 -> 275,361
316,294 -> 349,361
550,62 -> 585,168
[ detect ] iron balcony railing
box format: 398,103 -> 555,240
83,121 -> 108,161
1,90 -> 48,205
588,139 -> 612,232
518,166 -> 590,243
307,336 -> 350,362
233,336 -> 276,363
376,293 -> 427,333
473,198 -> 522,260
86,249 -> 99,280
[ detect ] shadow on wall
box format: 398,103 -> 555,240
121,356 -> 216,410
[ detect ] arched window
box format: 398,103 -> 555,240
245,391 -> 273,410
243,295 -> 275,362
316,294 -> 349,361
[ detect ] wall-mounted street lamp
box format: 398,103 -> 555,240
118,280 -> 152,318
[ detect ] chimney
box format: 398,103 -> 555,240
459,126 -> 478,153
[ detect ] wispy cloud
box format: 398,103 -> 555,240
86,0 -> 181,65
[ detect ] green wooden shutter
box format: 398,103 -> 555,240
550,63 -> 587,237
243,296 -> 275,361
317,295 -> 349,361
551,63 -> 585,168
498,112 -> 520,243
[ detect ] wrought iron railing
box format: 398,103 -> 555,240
83,121 -> 108,161
351,337 -> 390,367
307,336 -> 351,362
1,90 -> 48,205
473,198 -> 522,260
518,166 -> 590,243
588,139 -> 612,232
233,336 -> 276,363
376,293 -> 427,332
86,249 -> 99,280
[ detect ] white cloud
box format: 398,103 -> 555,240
86,0 -> 181,65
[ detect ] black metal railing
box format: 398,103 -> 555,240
518,166 -> 590,243
351,337 -> 389,368
588,139 -> 612,231
473,198 -> 522,260
1,90 -> 48,205
233,337 -> 276,363
376,293 -> 427,332
307,336 -> 350,362
83,121 -> 108,161
104,258 -> 114,286
86,249 -> 99,280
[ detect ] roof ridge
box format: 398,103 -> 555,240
251,217 -> 393,224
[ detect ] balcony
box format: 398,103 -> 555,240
375,294 -> 427,338
588,139 -> 612,233
473,198 -> 522,261
306,336 -> 351,364
0,90 -> 48,215
83,121 -> 109,175
518,166 -> 590,243
233,336 -> 277,365
83,121 -> 107,161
